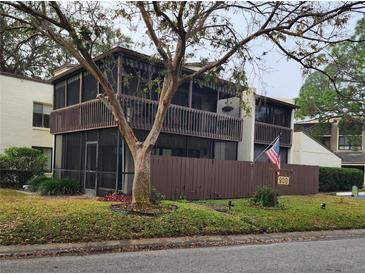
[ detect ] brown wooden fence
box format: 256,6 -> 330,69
151,156 -> 319,200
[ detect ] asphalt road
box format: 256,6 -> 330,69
1,237 -> 364,273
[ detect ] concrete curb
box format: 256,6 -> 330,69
1,229 -> 365,260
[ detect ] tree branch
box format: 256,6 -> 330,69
137,2 -> 171,67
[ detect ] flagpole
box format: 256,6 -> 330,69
253,132 -> 282,163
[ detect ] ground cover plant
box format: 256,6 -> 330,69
1,189 -> 365,246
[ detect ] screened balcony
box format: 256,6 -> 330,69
50,95 -> 243,142
254,121 -> 292,147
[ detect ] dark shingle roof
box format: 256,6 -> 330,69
336,151 -> 365,164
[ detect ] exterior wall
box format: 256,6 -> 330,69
287,107 -> 295,164
237,90 -> 255,161
234,90 -> 295,163
330,121 -> 340,152
0,74 -> 53,153
291,132 -> 341,168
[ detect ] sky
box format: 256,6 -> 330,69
246,14 -> 361,100
247,48 -> 303,100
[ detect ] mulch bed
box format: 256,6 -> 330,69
98,192 -> 132,203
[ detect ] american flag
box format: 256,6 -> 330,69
265,136 -> 281,174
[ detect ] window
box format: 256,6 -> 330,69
338,122 -> 362,151
67,75 -> 80,106
33,103 -> 51,128
318,136 -> 331,149
338,135 -> 362,151
33,147 -> 52,172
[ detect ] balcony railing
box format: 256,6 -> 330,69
50,95 -> 243,142
254,121 -> 292,147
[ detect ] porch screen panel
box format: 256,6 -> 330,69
119,139 -> 135,194
63,132 -> 82,187
153,133 -> 187,157
54,81 -> 65,109
214,141 -> 237,160
67,75 -> 80,106
255,101 -> 291,128
95,58 -> 119,95
82,71 -> 98,102
172,83 -> 189,107
98,128 -> 118,190
191,84 -> 217,112
187,136 -> 214,159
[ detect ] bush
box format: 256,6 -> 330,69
250,186 -> 279,207
150,186 -> 165,205
319,167 -> 364,192
27,175 -> 48,192
0,147 -> 47,188
37,178 -> 79,196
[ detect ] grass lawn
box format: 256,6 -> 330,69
1,188 -> 365,245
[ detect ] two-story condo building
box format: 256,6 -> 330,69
0,72 -> 53,173
50,47 -> 295,195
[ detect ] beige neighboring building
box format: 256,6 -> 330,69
0,72 -> 53,172
295,119 -> 365,185
292,131 -> 342,168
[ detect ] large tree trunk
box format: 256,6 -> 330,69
130,74 -> 178,206
131,146 -> 152,206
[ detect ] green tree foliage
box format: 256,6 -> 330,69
0,2 -> 132,79
296,16 -> 365,124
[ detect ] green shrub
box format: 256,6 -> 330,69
38,178 -> 79,196
319,167 -> 364,192
250,186 -> 279,207
27,175 -> 48,192
0,147 -> 47,188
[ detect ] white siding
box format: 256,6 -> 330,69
0,74 -> 53,153
292,131 -> 341,168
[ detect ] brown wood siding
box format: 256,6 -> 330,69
255,121 -> 292,147
50,95 -> 243,142
151,156 -> 319,200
